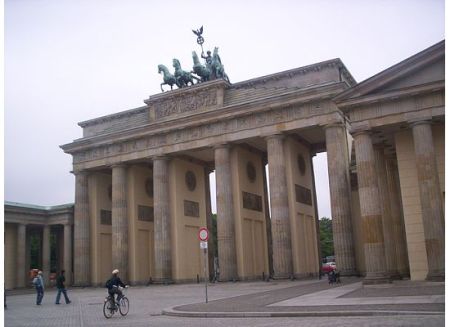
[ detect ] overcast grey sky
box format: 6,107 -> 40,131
5,0 -> 444,218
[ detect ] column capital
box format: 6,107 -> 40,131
322,122 -> 345,130
111,163 -> 127,169
212,143 -> 231,150
408,119 -> 433,128
152,155 -> 170,162
264,133 -> 285,142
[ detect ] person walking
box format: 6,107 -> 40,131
55,270 -> 71,305
33,271 -> 44,305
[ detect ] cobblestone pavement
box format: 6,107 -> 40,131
4,278 -> 444,327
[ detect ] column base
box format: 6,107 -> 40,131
72,282 -> 91,287
362,276 -> 391,285
338,269 -> 359,277
426,272 -> 445,282
272,273 -> 295,280
218,276 -> 239,282
388,271 -> 402,280
152,278 -> 173,285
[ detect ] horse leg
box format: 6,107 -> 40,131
160,83 -> 165,92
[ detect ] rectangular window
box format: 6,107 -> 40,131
242,191 -> 263,212
295,184 -> 312,206
184,200 -> 200,218
100,210 -> 112,225
138,205 -> 154,222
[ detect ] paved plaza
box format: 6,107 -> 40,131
4,278 -> 444,327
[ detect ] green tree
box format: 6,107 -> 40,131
211,213 -> 218,257
319,217 -> 334,260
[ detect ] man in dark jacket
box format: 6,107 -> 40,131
55,270 -> 71,304
106,269 -> 126,305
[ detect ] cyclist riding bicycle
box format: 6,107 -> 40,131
105,269 -> 126,304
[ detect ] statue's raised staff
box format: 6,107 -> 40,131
173,59 -> 198,88
158,64 -> 177,92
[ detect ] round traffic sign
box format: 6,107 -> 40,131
198,227 -> 209,241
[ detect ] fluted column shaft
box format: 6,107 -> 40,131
354,131 -> 389,283
411,121 -> 444,280
386,157 -> 409,277
267,135 -> 293,278
74,171 -> 90,286
374,146 -> 398,278
153,157 -> 172,282
42,225 -> 51,285
64,223 -> 73,286
16,224 -> 27,288
324,124 -> 356,275
214,145 -> 238,281
112,165 -> 129,281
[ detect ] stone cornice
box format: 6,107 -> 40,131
334,40 -> 444,103
78,106 -> 148,128
336,80 -> 444,110
61,82 -> 347,154
231,58 -> 356,89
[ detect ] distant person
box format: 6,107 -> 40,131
55,270 -> 71,305
105,269 -> 126,306
33,271 -> 44,305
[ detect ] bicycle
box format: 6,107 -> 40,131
103,285 -> 129,318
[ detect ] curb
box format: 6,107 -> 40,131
162,308 -> 444,318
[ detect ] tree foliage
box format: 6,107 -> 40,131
319,217 -> 334,260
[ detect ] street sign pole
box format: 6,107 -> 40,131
198,227 -> 209,304
204,247 -> 208,303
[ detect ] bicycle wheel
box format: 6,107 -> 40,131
119,297 -> 129,316
103,299 -> 115,319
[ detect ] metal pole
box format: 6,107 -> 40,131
204,248 -> 208,303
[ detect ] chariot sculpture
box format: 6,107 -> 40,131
158,26 -> 230,92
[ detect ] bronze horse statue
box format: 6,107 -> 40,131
173,59 -> 198,88
191,51 -> 211,82
158,64 -> 177,92
210,47 -> 230,83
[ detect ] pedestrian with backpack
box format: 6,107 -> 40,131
33,271 -> 44,305
55,270 -> 71,305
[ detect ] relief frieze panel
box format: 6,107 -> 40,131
73,102 -> 332,164
153,90 -> 217,120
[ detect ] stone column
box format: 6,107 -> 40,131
266,135 -> 293,279
353,130 -> 389,284
16,224 -> 27,288
324,123 -> 356,275
411,121 -> 444,280
153,157 -> 172,283
63,223 -> 73,286
214,145 -> 238,281
374,146 -> 399,279
112,164 -> 129,281
73,171 -> 90,286
42,225 -> 51,285
386,156 -> 409,278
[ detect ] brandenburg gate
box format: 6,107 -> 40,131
55,40 -> 444,286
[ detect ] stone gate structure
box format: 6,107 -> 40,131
4,41 -> 444,289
